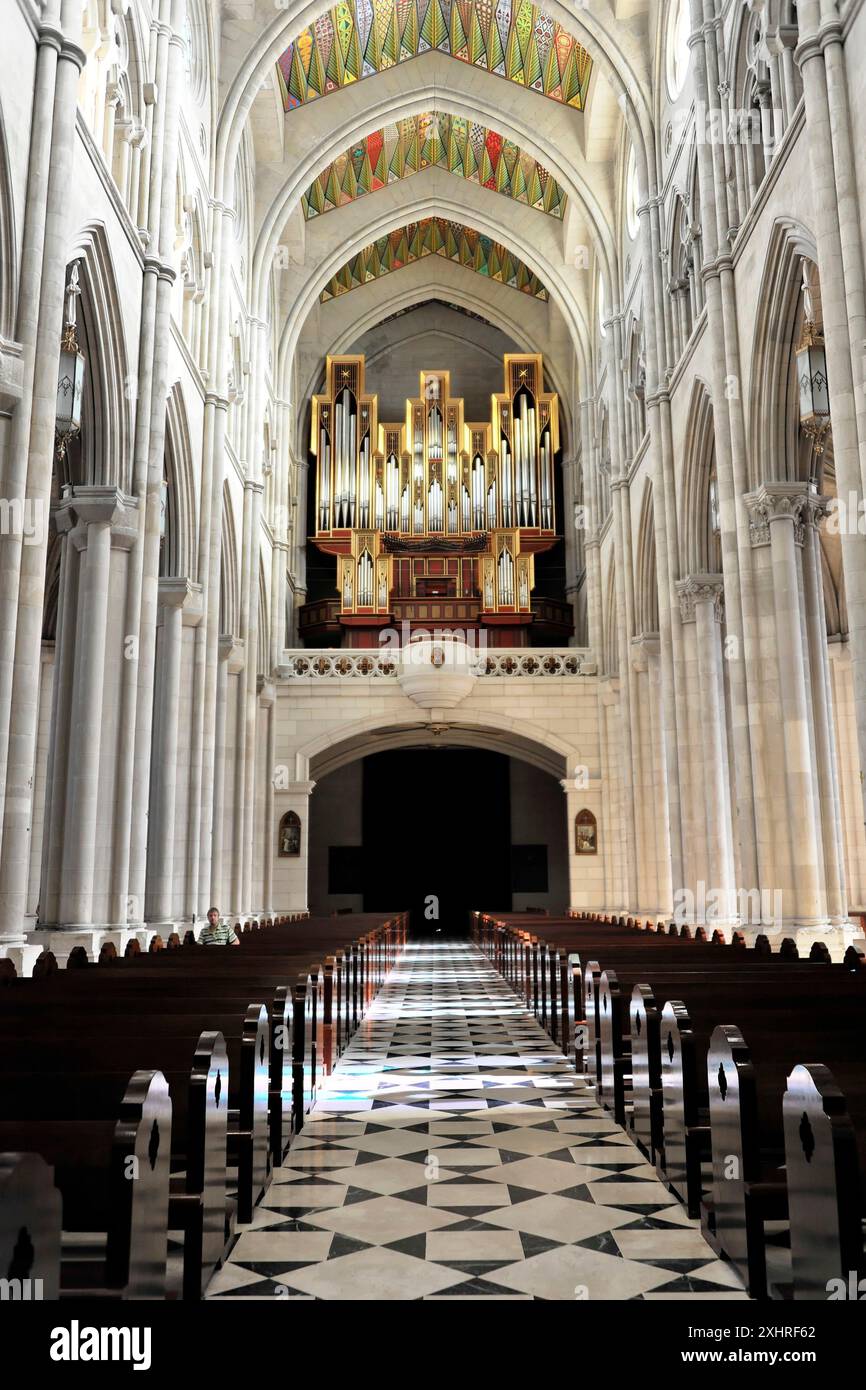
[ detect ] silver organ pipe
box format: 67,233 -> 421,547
498,546 -> 515,606
448,495 -> 457,533
487,478 -> 497,529
540,429 -> 552,530
319,423 -> 330,529
527,403 -> 537,526
429,476 -> 443,531
400,481 -> 409,532
348,404 -> 357,527
375,474 -> 384,529
462,481 -> 471,531
358,431 -> 370,527
413,419 -> 423,482
428,406 -> 442,460
358,549 -> 373,606
386,453 -> 399,530
333,398 -> 342,526
472,454 -> 484,529
446,419 -> 457,483
516,399 -> 526,526
501,438 -> 512,527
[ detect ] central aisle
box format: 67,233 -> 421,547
208,940 -> 746,1300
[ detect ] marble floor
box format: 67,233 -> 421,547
206,939 -> 747,1301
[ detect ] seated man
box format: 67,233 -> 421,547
199,906 -> 239,946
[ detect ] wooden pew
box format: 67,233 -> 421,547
0,910 -> 405,1299
0,1070 -> 171,1297
782,1060 -> 866,1299
0,1151 -> 62,1300
703,1001 -> 866,1297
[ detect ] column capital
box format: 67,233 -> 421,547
158,576 -> 203,625
743,482 -> 828,547
56,486 -> 139,550
676,572 -> 725,623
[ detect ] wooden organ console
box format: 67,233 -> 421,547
301,353 -> 571,647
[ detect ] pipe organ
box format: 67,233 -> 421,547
308,353 -> 562,645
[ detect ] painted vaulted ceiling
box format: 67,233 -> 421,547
319,218 -> 550,301
277,0 -> 592,113
302,113 -> 567,219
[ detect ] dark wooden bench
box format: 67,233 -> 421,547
0,1150 -> 62,1300
0,1070 -> 171,1297
703,1000 -> 866,1297
782,1059 -> 866,1298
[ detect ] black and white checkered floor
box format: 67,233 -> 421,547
206,940 -> 747,1300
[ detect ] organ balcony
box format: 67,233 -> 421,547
300,353 -> 573,648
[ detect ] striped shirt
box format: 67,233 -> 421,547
199,920 -> 236,946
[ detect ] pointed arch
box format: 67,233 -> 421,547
747,218 -> 819,491
680,379 -> 720,575
63,224 -> 132,491
602,558 -> 618,676
257,561 -> 269,679
163,384 -> 198,579
0,99 -> 17,340
220,483 -> 240,638
635,479 -> 659,636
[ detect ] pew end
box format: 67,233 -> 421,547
781,1062 -> 864,1301
702,1024 -> 788,1300
0,1151 -> 62,1300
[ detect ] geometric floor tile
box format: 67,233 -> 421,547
206,940 -> 746,1300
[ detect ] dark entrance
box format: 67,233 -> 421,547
361,748 -> 512,934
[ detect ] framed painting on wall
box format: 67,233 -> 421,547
575,809 -> 598,855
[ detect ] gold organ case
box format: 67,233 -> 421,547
305,353 -> 565,647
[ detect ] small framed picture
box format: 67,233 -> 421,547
278,810 -> 301,857
575,809 -> 598,855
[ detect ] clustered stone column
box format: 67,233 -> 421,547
743,483 -> 847,937
676,574 -> 737,929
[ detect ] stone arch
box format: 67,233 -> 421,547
257,560 -> 269,680
747,218 -> 819,491
680,379 -> 719,575
602,559 -> 618,676
276,184 -> 592,392
61,226 -> 131,492
219,483 -> 239,638
0,98 -> 17,340
300,708 -> 577,784
162,383 -> 197,580
635,479 -> 659,636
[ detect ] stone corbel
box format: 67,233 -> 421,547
630,632 -> 661,672
599,674 -> 620,707
219,635 -> 245,674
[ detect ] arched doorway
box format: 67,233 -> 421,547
308,745 -> 568,934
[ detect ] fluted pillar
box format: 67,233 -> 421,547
745,485 -> 825,926
56,488 -> 138,927
0,1 -> 86,945
146,578 -> 200,925
676,574 -> 737,925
